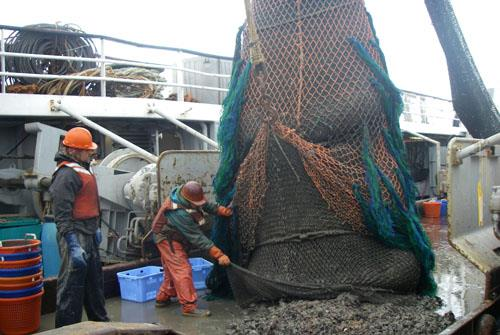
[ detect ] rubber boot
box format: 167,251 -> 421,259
182,308 -> 211,317
155,299 -> 172,308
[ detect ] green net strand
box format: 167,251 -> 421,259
213,24 -> 250,205
383,130 -> 436,295
208,25 -> 251,295
365,11 -> 388,73
349,37 -> 437,296
353,127 -> 397,241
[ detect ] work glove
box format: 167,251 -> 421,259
216,206 -> 233,217
95,228 -> 103,245
208,246 -> 231,267
64,232 -> 87,269
217,254 -> 231,267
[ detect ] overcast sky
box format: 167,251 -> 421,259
1,0 -> 499,100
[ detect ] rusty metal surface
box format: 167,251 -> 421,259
439,298 -> 500,335
156,150 -> 219,204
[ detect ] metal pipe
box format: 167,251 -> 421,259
402,129 -> 441,195
200,123 -> 209,150
131,217 -> 145,247
457,131 -> 500,161
50,100 -> 158,162
148,105 -> 219,149
0,178 -> 24,187
100,38 -> 106,97
154,129 -> 160,156
217,58 -> 222,103
211,122 -> 219,142
175,131 -> 185,150
402,110 -> 464,122
1,29 -> 5,94
0,51 -> 231,78
0,155 -> 33,160
491,186 -> 500,239
117,236 -> 139,255
0,71 -> 228,92
176,52 -> 185,102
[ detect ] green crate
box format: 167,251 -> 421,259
0,217 -> 41,240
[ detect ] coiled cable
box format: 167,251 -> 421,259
5,23 -> 97,84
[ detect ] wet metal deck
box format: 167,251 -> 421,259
38,218 -> 485,334
422,217 -> 484,318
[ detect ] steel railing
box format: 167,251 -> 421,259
0,26 -> 231,97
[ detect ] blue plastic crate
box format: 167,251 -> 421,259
189,257 -> 213,290
116,266 -> 163,303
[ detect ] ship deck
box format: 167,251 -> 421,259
37,217 -> 484,335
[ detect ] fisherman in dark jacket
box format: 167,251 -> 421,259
152,181 -> 232,317
49,127 -> 109,328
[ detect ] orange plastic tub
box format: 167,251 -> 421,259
0,270 -> 43,285
0,289 -> 43,335
0,239 -> 41,255
0,255 -> 42,269
0,277 -> 42,291
423,201 -> 441,218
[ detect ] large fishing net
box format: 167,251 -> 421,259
209,0 -> 436,306
425,0 -> 500,139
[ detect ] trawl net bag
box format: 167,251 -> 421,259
210,0 -> 436,306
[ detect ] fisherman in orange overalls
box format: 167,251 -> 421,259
152,181 -> 232,317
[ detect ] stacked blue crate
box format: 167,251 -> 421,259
116,258 -> 214,302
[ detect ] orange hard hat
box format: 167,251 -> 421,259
180,181 -> 207,206
63,127 -> 98,150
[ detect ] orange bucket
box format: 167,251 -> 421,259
423,201 -> 441,218
0,239 -> 41,255
0,278 -> 43,291
0,271 -> 43,285
0,289 -> 43,335
0,255 -> 42,269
